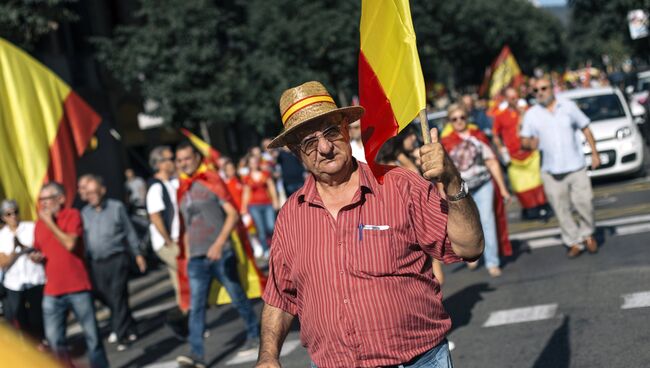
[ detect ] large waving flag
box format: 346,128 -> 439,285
180,128 -> 221,168
359,0 -> 426,177
479,45 -> 523,99
0,38 -> 101,219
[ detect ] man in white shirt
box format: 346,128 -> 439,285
146,146 -> 183,308
0,199 -> 46,341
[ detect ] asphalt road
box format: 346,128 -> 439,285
68,156 -> 650,368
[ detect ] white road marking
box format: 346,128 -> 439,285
225,339 -> 301,365
526,237 -> 564,249
510,214 -> 650,241
133,301 -> 177,319
621,291 -> 650,309
615,222 -> 650,236
483,304 -> 558,327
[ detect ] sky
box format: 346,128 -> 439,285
537,0 -> 568,6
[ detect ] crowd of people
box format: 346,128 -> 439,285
0,72 -> 607,367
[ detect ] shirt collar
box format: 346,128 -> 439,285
297,159 -> 376,207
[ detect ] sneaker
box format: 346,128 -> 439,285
176,355 -> 206,368
116,342 -> 129,352
127,333 -> 138,342
107,332 -> 118,344
203,330 -> 210,338
236,338 -> 260,356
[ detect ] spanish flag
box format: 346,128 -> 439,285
177,165 -> 266,310
180,128 -> 221,169
0,38 -> 101,219
479,45 -> 523,99
359,0 -> 426,177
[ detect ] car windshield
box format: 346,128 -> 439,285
637,77 -> 650,92
572,94 -> 626,122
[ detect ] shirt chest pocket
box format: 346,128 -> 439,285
351,229 -> 396,276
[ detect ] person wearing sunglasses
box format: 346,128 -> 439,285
256,81 -> 484,368
441,103 -> 512,278
0,199 -> 46,343
31,182 -> 109,368
520,76 -> 599,258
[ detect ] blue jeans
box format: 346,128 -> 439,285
248,204 -> 276,250
471,180 -> 500,268
187,249 -> 260,360
43,292 -> 109,368
310,340 -> 453,367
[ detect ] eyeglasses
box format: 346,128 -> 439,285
450,115 -> 467,122
533,86 -> 550,94
38,194 -> 60,202
160,156 -> 175,163
2,210 -> 17,217
298,125 -> 345,154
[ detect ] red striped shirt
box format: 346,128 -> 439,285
263,162 -> 461,367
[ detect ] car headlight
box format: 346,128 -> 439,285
616,127 -> 632,140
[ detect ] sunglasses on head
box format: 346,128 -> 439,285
450,115 -> 467,122
533,86 -> 550,94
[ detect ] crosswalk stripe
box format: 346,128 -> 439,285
483,304 -> 558,327
621,291 -> 650,309
615,222 -> 650,236
526,237 -> 563,249
225,339 -> 301,366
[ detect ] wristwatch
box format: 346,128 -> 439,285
447,179 -> 469,202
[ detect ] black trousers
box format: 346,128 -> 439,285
90,252 -> 136,341
3,284 -> 45,341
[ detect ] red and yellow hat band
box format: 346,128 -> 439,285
281,95 -> 335,126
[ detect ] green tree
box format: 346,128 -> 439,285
413,0 -> 566,87
93,0 -> 246,129
569,0 -> 650,67
0,0 -> 78,50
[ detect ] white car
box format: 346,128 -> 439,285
558,87 -> 645,178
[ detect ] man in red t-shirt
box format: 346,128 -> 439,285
31,182 -> 109,368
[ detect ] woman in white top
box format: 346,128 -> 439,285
0,199 -> 46,341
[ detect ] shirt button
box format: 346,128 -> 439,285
337,241 -> 342,246
339,270 -> 344,275
343,299 -> 349,304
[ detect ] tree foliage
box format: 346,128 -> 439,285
568,0 -> 650,67
93,0 -> 566,133
0,0 -> 78,50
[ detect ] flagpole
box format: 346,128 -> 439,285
419,109 -> 430,145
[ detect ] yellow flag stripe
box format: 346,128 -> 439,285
0,38 -> 70,219
489,54 -> 521,98
360,0 -> 425,130
508,151 -> 543,192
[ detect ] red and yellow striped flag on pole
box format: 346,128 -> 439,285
479,45 -> 523,99
0,38 -> 101,219
180,128 -> 221,168
359,0 -> 427,177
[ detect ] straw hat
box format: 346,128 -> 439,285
268,81 -> 365,149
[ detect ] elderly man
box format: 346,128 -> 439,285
31,182 -> 108,368
81,175 -> 146,350
256,81 -> 484,368
521,77 -> 600,258
146,146 -> 188,338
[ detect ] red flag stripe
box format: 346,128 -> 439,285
358,51 -> 399,178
